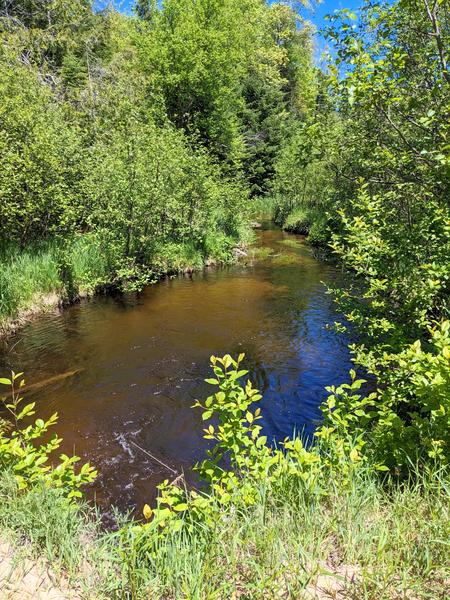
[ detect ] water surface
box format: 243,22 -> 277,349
0,227 -> 352,514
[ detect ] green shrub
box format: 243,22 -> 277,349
307,215 -> 329,246
0,372 -> 96,499
116,355 -> 449,598
119,356 -> 359,555
283,207 -> 311,234
319,321 -> 450,471
202,232 -> 234,264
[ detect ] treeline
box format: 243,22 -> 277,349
273,0 -> 449,467
0,0 -> 316,322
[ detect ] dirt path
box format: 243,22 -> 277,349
0,541 -> 80,600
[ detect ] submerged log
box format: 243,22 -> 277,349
1,369 -> 83,398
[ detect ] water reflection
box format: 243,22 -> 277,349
0,227 -> 352,515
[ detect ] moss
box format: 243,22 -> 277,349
277,238 -> 302,249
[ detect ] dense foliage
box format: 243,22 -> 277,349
0,0 -> 317,326
273,0 -> 450,469
0,373 -> 96,498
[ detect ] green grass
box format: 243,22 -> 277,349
0,473 -> 94,574
0,236 -> 111,325
248,196 -> 276,221
0,231 -> 245,329
283,207 -> 311,234
1,464 -> 447,599
70,234 -> 110,292
278,206 -> 330,246
0,472 -> 118,596
116,465 -> 449,599
152,240 -> 207,273
0,243 -> 61,321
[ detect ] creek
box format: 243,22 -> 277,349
0,225 -> 353,514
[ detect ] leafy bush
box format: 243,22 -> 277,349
119,356 -> 361,556
116,354 -> 449,597
283,207 -> 311,234
319,321 -> 450,472
0,372 -> 96,499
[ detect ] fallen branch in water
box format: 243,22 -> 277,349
129,440 -> 178,475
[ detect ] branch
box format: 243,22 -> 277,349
423,0 -> 450,85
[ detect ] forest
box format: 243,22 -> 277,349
0,0 -> 316,323
0,0 -> 449,598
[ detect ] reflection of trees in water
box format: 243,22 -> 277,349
265,270 -> 321,331
230,341 -> 270,393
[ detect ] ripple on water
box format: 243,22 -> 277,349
0,227 -> 353,515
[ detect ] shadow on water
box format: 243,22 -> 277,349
0,225 -> 354,519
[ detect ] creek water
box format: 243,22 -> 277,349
0,225 -> 353,515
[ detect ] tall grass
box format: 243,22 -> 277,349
116,465 -> 448,599
0,242 -> 61,321
0,231 -> 241,328
0,236 -> 110,324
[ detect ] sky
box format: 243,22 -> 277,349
94,0 -> 365,61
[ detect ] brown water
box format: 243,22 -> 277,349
0,226 -> 352,516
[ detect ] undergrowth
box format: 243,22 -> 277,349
0,356 -> 448,599
0,231 -> 244,328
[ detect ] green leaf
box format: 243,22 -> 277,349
17,402 -> 36,420
349,448 -> 359,462
223,355 -> 232,369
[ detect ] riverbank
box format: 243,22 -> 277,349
0,232 -> 250,339
0,425 -> 447,599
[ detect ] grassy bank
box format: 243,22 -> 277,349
0,231 -> 249,337
0,456 -> 447,598
0,356 -> 448,599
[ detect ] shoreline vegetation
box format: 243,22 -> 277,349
0,357 -> 448,599
0,235 -> 251,339
0,0 -> 449,598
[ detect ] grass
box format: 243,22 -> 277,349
0,473 -> 96,575
283,207 -> 311,234
0,236 -> 109,326
0,472 -> 118,597
0,463 -> 447,599
116,465 -> 448,599
248,196 -> 276,221
0,231 -> 244,331
0,243 -> 61,322
277,205 -> 330,247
